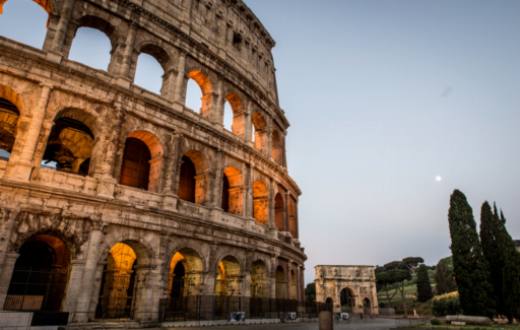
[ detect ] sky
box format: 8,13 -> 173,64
1,0 -> 520,284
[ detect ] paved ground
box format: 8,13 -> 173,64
164,318 -> 426,330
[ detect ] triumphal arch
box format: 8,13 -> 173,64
315,265 -> 379,316
0,0 -> 305,326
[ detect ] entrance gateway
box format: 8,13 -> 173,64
315,265 -> 379,316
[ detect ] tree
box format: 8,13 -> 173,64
376,257 -> 422,314
492,208 -> 520,321
416,264 -> 433,302
434,257 -> 457,295
448,190 -> 495,317
480,202 -> 504,315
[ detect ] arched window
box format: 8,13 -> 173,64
134,53 -> 164,94
41,110 -> 95,176
288,198 -> 298,238
168,248 -> 203,314
251,111 -> 267,152
223,101 -> 233,131
223,93 -> 245,138
0,97 -> 20,159
4,234 -> 70,311
68,17 -> 114,71
119,138 -> 151,190
274,193 -> 285,231
252,180 -> 268,225
272,129 -> 285,165
222,166 -> 243,214
0,0 -> 48,49
119,131 -> 163,192
134,44 -> 170,95
185,70 -> 212,116
178,156 -> 196,203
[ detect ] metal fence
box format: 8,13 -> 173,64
158,296 -> 322,322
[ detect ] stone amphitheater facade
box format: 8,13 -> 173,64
0,0 -> 305,325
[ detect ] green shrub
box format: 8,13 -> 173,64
430,319 -> 442,325
432,296 -> 461,316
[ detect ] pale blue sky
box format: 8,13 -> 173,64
1,0 -> 520,283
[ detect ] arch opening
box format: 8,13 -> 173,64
288,198 -> 298,238
271,129 -> 284,165
178,151 -> 206,204
222,166 -> 243,214
41,109 -> 95,176
0,0 -> 49,49
4,234 -> 70,312
252,180 -> 268,225
274,193 -> 285,231
119,131 -> 163,192
223,93 -> 245,137
275,266 -> 287,300
289,270 -> 297,300
134,53 -> 164,95
214,256 -> 241,318
340,287 -> 355,313
363,298 -> 371,315
250,260 -> 268,317
68,17 -> 114,71
251,111 -> 267,152
96,242 -> 138,319
185,70 -> 212,116
0,97 -> 20,160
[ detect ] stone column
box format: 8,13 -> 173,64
73,228 -> 103,323
133,264 -> 162,322
161,67 -> 178,103
244,101 -> 253,145
161,134 -> 179,211
63,260 -> 86,314
4,85 -> 51,181
43,0 -> 76,60
0,209 -> 17,275
173,53 -> 187,105
243,164 -> 252,218
266,118 -> 273,158
113,22 -> 137,86
211,80 -> 224,125
0,252 -> 19,309
210,151 -> 224,209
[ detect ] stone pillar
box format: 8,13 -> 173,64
0,209 -> 17,275
4,85 -> 51,181
113,22 -> 137,86
173,53 -> 187,105
43,0 -> 76,59
161,134 -> 179,210
244,101 -> 253,144
210,151 -> 224,209
211,80 -> 224,126
243,164 -> 252,218
73,229 -> 103,323
133,265 -> 162,322
63,260 -> 86,314
266,118 -> 273,158
161,67 -> 177,103
0,252 -> 19,309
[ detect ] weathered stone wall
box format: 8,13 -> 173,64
315,265 -> 379,315
0,0 -> 304,324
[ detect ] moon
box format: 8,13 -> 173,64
435,175 -> 443,182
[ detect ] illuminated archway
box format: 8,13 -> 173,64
223,93 -> 245,138
251,111 -> 267,152
274,193 -> 285,231
185,70 -> 212,116
222,166 -> 243,214
275,266 -> 287,300
178,150 -> 207,204
0,97 -> 20,160
252,180 -> 268,225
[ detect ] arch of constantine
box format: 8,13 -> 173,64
0,0 -> 305,326
315,265 -> 379,316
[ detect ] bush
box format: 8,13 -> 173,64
430,319 -> 442,325
432,294 -> 461,316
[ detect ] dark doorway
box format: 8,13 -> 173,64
170,262 -> 185,311
178,156 -> 196,202
221,174 -> 230,211
120,137 -> 151,190
340,288 -> 355,313
4,235 -> 70,311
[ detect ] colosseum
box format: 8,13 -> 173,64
0,0 -> 305,326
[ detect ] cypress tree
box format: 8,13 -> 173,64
493,210 -> 520,321
480,201 -> 504,315
448,190 -> 495,316
416,264 -> 433,302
